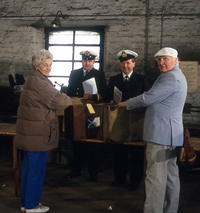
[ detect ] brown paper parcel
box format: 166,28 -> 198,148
103,105 -> 146,142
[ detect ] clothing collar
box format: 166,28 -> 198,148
122,70 -> 133,80
36,70 -> 47,78
32,70 -> 53,86
83,68 -> 91,76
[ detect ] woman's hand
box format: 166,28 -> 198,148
116,101 -> 126,109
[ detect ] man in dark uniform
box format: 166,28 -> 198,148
107,49 -> 150,190
67,50 -> 107,182
67,50 -> 107,102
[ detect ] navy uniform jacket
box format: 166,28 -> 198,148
67,67 -> 107,102
126,65 -> 187,146
107,72 -> 150,102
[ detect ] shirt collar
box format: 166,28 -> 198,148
83,68 -> 90,76
122,70 -> 133,79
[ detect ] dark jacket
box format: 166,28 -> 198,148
67,67 -> 107,102
107,72 -> 150,102
15,70 -> 72,152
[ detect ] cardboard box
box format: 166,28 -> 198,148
103,104 -> 146,142
65,103 -> 103,140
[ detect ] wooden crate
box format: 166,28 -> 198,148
103,104 -> 146,142
64,104 -> 104,140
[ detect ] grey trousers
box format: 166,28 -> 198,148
144,142 -> 180,213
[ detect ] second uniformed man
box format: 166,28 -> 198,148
107,49 -> 150,190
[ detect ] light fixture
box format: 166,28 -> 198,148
30,18 -> 48,28
51,10 -> 66,28
51,17 -> 61,28
30,10 -> 66,29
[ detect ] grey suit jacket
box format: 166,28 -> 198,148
126,65 -> 187,146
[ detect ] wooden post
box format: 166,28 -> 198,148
13,135 -> 22,197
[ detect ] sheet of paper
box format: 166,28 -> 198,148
114,86 -> 122,104
82,77 -> 97,94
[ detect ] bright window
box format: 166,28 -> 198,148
45,27 -> 104,90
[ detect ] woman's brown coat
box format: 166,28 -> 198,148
15,70 -> 72,151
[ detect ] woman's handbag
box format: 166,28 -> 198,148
178,128 -> 197,166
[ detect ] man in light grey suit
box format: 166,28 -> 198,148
117,47 -> 187,213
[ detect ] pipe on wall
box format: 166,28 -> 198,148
144,0 -> 150,73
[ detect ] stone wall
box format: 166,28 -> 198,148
0,0 -> 200,123
0,20 -> 44,85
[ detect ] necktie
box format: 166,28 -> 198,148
124,76 -> 129,84
85,70 -> 89,76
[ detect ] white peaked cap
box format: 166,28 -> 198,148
80,50 -> 98,57
117,50 -> 138,59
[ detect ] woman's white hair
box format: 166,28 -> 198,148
32,49 -> 53,70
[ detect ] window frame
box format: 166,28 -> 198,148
45,27 -> 105,82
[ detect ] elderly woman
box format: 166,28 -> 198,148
15,49 -> 72,213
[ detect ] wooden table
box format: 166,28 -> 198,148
77,138 -> 148,172
0,123 -> 21,197
0,122 -> 199,198
77,136 -> 200,174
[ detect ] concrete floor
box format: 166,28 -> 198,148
0,137 -> 200,213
